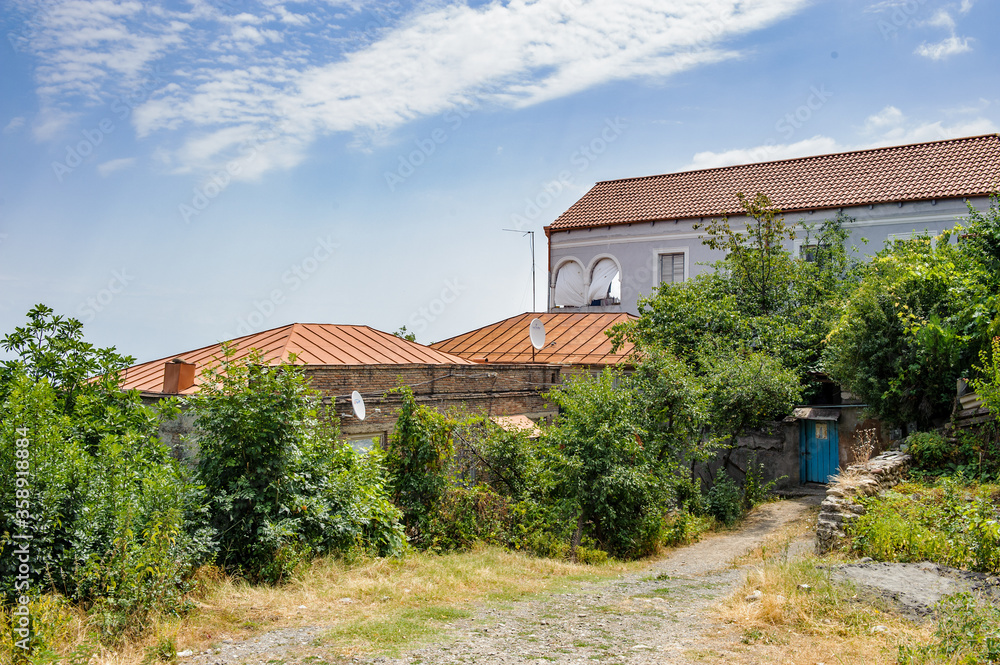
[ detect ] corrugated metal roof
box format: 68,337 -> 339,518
121,323 -> 474,394
548,134 -> 1000,231
431,312 -> 635,365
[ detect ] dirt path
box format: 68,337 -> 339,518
184,496 -> 821,665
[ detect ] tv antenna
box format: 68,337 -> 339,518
503,229 -> 536,312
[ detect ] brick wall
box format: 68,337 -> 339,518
305,363 -> 561,440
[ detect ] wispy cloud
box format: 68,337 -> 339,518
685,136 -> 841,170
15,0 -> 811,178
3,117 -> 26,134
97,156 -> 136,176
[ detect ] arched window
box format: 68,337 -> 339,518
553,261 -> 587,307
588,258 -> 621,305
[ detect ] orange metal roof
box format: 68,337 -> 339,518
121,323 -> 474,394
547,134 -> 1000,231
431,312 -> 636,365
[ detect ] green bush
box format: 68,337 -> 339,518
907,427 -> 1000,480
424,484 -> 514,551
384,386 -> 454,545
899,592 -> 1000,664
906,431 -> 951,471
671,475 -> 705,516
742,452 -> 782,511
848,479 -> 1000,573
707,468 -> 743,526
188,348 -> 404,584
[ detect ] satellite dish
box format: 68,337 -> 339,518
529,318 -> 546,350
351,390 -> 366,421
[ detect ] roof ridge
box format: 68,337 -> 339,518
591,133 -> 1000,186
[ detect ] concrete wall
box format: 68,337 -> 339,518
695,420 -> 801,490
548,196 -> 991,314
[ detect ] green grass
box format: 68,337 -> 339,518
322,605 -> 471,655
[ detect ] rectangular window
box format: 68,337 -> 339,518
347,434 -> 382,454
659,253 -> 684,284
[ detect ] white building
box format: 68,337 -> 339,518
545,134 -> 1000,314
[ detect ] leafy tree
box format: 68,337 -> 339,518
701,349 -> 802,446
612,195 -> 858,393
824,218 -> 1000,429
0,306 -> 209,641
393,326 -> 417,342
694,192 -> 797,317
188,347 -> 403,583
972,336 -> 1000,416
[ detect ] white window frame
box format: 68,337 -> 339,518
650,246 -> 689,289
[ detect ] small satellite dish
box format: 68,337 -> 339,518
529,318 -> 546,350
351,390 -> 366,421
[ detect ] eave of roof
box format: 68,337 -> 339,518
546,134 -> 1000,232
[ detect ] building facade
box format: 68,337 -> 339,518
545,134 -> 1000,314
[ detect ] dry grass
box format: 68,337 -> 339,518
713,555 -> 933,664
4,545 -> 635,664
729,505 -> 820,568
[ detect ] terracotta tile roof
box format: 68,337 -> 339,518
431,312 -> 636,365
121,323 -> 473,395
548,134 -> 1000,231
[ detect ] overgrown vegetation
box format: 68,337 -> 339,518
825,196 -> 1000,430
0,307 -> 404,654
188,347 -> 405,584
0,306 -> 210,643
847,479 -> 1000,573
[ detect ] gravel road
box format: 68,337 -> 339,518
183,496 -> 822,665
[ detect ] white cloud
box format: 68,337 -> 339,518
915,35 -> 972,60
24,0 -> 189,103
863,105 -> 905,132
686,107 -> 998,170
685,136 -> 841,170
97,157 -> 136,176
924,9 -> 956,30
18,0 -> 811,177
3,117 -> 26,134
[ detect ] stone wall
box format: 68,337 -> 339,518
815,450 -> 911,554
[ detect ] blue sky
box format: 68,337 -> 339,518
1,0 -> 998,364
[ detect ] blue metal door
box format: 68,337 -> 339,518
800,419 -> 839,483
